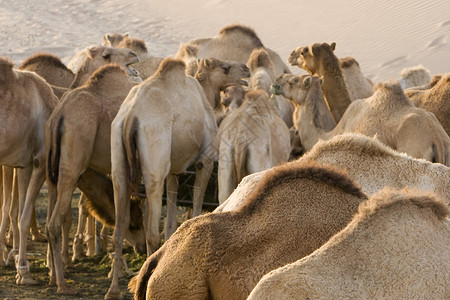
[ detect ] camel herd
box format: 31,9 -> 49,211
0,23 -> 449,299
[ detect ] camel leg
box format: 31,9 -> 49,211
0,166 -> 13,265
16,164 -> 45,285
30,208 -> 46,242
46,178 -> 58,286
95,221 -> 108,255
85,214 -> 96,257
6,178 -> 19,266
72,193 -> 88,261
61,204 -> 72,266
218,143 -> 235,204
192,159 -> 214,217
165,174 -> 179,241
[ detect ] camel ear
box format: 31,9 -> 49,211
330,42 -> 336,51
101,48 -> 113,60
302,76 -> 312,89
203,58 -> 214,70
86,46 -> 101,58
104,34 -> 112,44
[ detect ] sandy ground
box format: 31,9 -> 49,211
0,0 -> 449,298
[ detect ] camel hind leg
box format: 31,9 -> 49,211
72,193 -> 89,261
0,166 -> 13,265
165,174 -> 179,241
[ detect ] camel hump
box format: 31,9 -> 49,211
153,57 -> 186,78
358,188 -> 449,222
177,43 -> 199,58
242,160 -> 366,211
218,24 -> 264,48
247,48 -> 272,71
85,63 -> 127,86
0,56 -> 15,82
339,57 -> 359,69
18,53 -> 68,71
374,80 -> 409,101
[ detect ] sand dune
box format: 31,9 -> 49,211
0,0 -> 448,83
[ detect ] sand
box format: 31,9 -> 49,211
0,0 -> 448,83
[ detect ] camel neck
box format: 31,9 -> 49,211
320,67 -> 352,123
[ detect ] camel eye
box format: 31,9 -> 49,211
222,66 -> 231,74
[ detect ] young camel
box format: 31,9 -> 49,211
248,188 -> 450,299
188,23 -> 291,75
273,74 -> 450,164
217,89 -> 291,203
0,56 -> 59,284
105,58 -> 217,299
45,64 -> 145,294
405,73 -> 449,136
288,42 -> 352,123
215,133 -> 449,213
129,160 -> 367,300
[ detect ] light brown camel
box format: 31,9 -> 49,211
45,64 -> 145,294
102,33 -> 149,59
129,160 -> 367,300
188,24 -> 291,75
247,47 -> 294,128
288,42 -> 352,122
273,74 -> 450,164
105,58 -> 217,299
0,56 -> 58,285
339,56 -> 374,100
216,133 -> 449,212
405,73 -> 450,136
66,46 -> 140,81
248,188 -> 450,299
217,89 -> 291,203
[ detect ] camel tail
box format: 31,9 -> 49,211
129,254 -> 160,300
234,132 -> 248,182
123,116 -> 140,194
47,117 -> 64,185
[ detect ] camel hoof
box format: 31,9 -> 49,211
104,289 -> 123,300
57,286 -> 78,295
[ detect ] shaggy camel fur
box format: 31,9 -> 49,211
106,58 -> 217,299
274,75 -> 450,164
399,64 -> 431,89
129,160 -> 367,300
188,24 -> 291,75
247,48 -> 294,128
215,133 -> 449,212
0,56 -> 58,284
66,46 -> 140,81
339,56 -> 374,100
45,64 -> 145,294
288,42 -> 352,122
405,73 -> 450,136
217,89 -> 291,203
248,188 -> 450,299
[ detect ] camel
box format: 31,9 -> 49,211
288,42 -> 352,122
248,188 -> 450,299
246,47 -> 294,128
217,89 -> 291,203
105,58 -> 217,299
45,64 -> 145,294
0,56 -> 58,285
215,133 -> 450,213
128,160 -> 367,300
405,73 -> 449,136
102,33 -> 149,59
339,56 -> 374,100
273,74 -> 450,164
187,24 -> 291,75
221,85 -> 247,111
66,46 -> 140,81
399,64 -> 432,89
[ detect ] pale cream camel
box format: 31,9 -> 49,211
274,74 -> 450,164
399,64 -> 431,89
339,56 -> 374,100
0,56 -> 58,285
288,42 -> 352,122
217,89 -> 291,203
66,46 -> 140,81
106,58 -> 217,299
129,160 -> 367,300
248,188 -> 450,299
405,73 -> 449,136
246,47 -> 294,128
215,133 -> 449,213
188,24 -> 291,75
45,64 -> 145,294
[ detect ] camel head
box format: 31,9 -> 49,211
288,42 -> 336,75
102,32 -> 129,47
85,46 -> 140,77
273,74 -> 320,105
221,85 -> 246,110
195,58 -> 250,89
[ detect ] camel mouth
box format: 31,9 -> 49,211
126,66 -> 140,77
239,79 -> 249,86
271,84 -> 281,95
